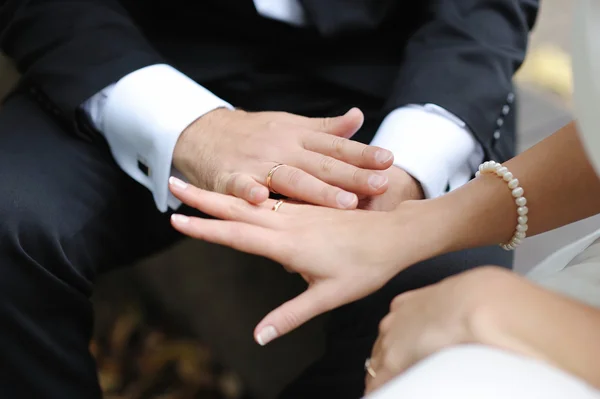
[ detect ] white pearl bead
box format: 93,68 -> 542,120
518,216 -> 528,225
516,224 -> 528,232
512,187 -> 524,198
475,171 -> 481,178
517,206 -> 528,216
511,237 -> 522,245
515,231 -> 526,239
508,179 -> 519,189
516,197 -> 527,206
503,172 -> 513,181
496,167 -> 508,176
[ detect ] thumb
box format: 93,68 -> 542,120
253,283 -> 337,346
318,107 -> 365,139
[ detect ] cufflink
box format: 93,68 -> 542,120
138,157 -> 150,177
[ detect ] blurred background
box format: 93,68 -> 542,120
0,1 -> 588,398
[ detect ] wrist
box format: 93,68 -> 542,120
465,268 -> 547,361
390,198 -> 456,264
429,175 -> 517,253
172,107 -> 234,180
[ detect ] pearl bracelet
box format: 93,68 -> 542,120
475,161 -> 528,251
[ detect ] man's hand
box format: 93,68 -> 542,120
358,165 -> 424,211
173,108 -> 394,209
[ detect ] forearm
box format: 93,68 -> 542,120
474,272 -> 600,388
434,121 -> 600,252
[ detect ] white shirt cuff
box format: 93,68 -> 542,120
370,104 -> 484,199
81,64 -> 233,212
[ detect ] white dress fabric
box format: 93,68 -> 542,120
365,1 -> 600,397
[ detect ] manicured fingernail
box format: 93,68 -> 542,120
337,191 -> 357,208
171,214 -> 189,224
169,176 -> 188,190
375,150 -> 393,164
368,174 -> 388,189
256,325 -> 278,346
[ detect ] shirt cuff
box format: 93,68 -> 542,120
370,104 -> 484,199
83,64 -> 233,212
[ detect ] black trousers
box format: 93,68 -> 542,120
0,69 -> 512,399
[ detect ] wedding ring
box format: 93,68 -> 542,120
364,358 -> 377,379
266,164 -> 286,194
272,199 -> 284,212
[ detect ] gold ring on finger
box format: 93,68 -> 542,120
364,358 -> 377,379
272,199 -> 284,212
266,164 -> 286,194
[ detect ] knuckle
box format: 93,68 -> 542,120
378,315 -> 392,334
381,351 -> 400,372
227,224 -> 248,247
285,168 -> 304,188
330,136 -> 346,155
352,168 -> 364,184
361,143 -> 374,160
319,184 -> 336,204
265,120 -> 281,131
224,202 -> 246,220
320,117 -> 332,131
390,294 -> 405,310
281,310 -> 301,331
224,174 -> 240,195
318,156 -> 337,173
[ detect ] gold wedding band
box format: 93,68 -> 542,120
272,199 -> 284,212
266,164 -> 286,194
365,358 -> 377,379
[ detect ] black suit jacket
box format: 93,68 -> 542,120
0,0 -> 538,161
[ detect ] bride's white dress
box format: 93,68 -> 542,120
365,1 -> 600,397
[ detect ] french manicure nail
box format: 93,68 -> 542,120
169,176 -> 188,190
375,150 -> 393,164
256,325 -> 279,346
171,214 -> 190,224
336,191 -> 357,208
368,174 -> 388,189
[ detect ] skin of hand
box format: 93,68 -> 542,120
167,177 -> 451,346
172,107 -> 395,210
365,266 -> 516,394
365,266 -> 600,394
358,165 -> 424,211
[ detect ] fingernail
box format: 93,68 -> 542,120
368,174 -> 388,189
336,191 -> 357,208
171,214 -> 190,224
375,150 -> 393,164
256,325 -> 279,346
169,176 -> 188,190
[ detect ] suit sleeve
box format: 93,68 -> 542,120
0,0 -> 163,135
385,0 -> 539,155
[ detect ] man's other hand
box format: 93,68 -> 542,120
358,165 -> 424,211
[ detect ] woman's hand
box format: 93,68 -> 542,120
364,267 -> 557,395
173,107 -> 394,209
168,177 -> 450,346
